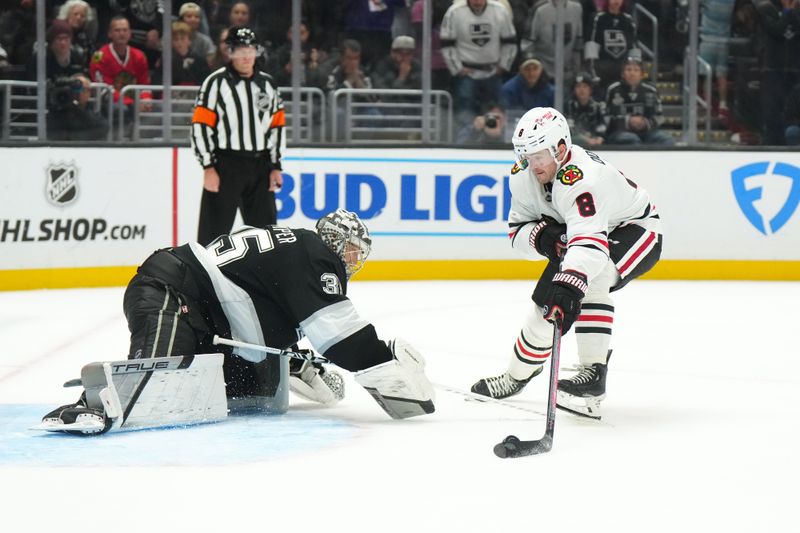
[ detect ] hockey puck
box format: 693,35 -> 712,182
493,435 -> 520,458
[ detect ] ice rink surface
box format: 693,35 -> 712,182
0,279 -> 797,533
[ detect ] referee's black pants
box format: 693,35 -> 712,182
197,152 -> 277,246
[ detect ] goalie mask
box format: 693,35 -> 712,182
512,107 -> 571,170
316,209 -> 372,279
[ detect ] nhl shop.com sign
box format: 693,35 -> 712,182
46,162 -> 79,207
731,161 -> 800,236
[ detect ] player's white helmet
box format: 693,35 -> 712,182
316,209 -> 372,279
512,107 -> 572,168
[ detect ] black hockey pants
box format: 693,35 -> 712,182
197,152 -> 277,246
532,225 -> 662,306
123,250 -> 282,398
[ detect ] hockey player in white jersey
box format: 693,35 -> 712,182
471,107 -> 662,418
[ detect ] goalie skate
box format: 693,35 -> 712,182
33,395 -> 111,435
556,363 -> 607,420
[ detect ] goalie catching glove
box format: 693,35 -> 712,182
530,217 -> 567,263
355,338 -> 435,419
289,359 -> 345,405
542,269 -> 588,333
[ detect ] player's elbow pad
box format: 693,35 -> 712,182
510,222 -> 542,260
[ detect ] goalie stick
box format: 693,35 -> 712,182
214,337 -> 548,418
432,382 -> 546,417
493,319 -> 563,458
212,335 -> 329,364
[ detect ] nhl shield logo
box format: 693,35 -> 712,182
256,91 -> 271,111
45,162 -> 79,206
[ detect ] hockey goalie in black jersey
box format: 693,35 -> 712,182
40,210 -> 435,434
470,107 -> 662,419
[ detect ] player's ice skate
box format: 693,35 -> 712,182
556,363 -> 607,420
470,366 -> 543,399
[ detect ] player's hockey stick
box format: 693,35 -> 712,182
493,319 -> 563,458
212,335 -> 330,364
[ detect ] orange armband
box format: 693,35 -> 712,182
192,106 -> 218,127
269,109 -> 286,128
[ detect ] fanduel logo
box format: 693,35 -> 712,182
731,161 -> 800,235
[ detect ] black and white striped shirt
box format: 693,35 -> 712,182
191,65 -> 286,169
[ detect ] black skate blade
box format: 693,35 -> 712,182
556,402 -> 601,420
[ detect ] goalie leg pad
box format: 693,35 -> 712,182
224,354 -> 290,414
355,338 -> 435,419
34,354 -> 228,435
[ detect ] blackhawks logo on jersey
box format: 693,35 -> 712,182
557,165 -> 584,185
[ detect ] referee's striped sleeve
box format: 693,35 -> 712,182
268,86 -> 286,169
191,72 -> 220,168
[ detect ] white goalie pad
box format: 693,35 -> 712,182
33,354 -> 228,434
354,338 -> 435,419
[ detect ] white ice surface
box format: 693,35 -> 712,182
0,280 -> 798,533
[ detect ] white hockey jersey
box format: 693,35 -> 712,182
508,146 -> 662,283
440,0 -> 517,79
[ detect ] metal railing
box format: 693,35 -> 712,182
93,83 -> 115,141
330,89 -> 452,144
117,85 -> 326,143
0,80 -> 114,141
0,80 -> 37,141
117,84 -> 196,142
633,4 -> 659,82
682,53 -> 712,143
285,86 -> 326,143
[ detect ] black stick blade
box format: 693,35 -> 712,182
494,434 -> 553,458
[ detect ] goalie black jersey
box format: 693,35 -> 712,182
169,225 -> 390,370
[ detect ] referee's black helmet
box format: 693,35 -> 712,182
226,27 -> 258,50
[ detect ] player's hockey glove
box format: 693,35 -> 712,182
542,269 -> 588,334
530,217 -> 567,263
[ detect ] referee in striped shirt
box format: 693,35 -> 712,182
190,26 -> 286,246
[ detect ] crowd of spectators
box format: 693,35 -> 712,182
0,0 -> 799,145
